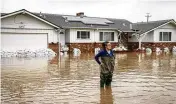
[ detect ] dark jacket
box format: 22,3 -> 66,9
95,49 -> 115,74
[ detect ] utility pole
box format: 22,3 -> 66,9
145,13 -> 152,22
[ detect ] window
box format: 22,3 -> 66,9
159,32 -> 171,41
77,31 -> 90,39
99,32 -> 114,41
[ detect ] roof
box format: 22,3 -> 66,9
32,12 -> 132,32
1,10 -> 132,31
1,13 -> 6,16
1,9 -> 175,33
132,19 -> 176,35
1,9 -> 62,29
62,15 -> 114,25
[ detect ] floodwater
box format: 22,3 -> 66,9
1,52 -> 176,104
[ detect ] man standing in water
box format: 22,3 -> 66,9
95,41 -> 115,88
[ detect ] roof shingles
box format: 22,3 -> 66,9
132,19 -> 173,34
1,9 -> 175,34
33,13 -> 132,31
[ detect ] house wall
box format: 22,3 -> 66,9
1,14 -> 60,43
128,23 -> 176,43
69,29 -> 94,43
68,29 -> 119,43
128,23 -> 176,51
142,31 -> 154,42
65,28 -> 119,52
1,14 -> 53,29
154,23 -> 176,42
128,31 -> 154,42
1,13 -> 65,52
65,29 -> 70,43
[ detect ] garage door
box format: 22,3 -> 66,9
1,33 -> 48,51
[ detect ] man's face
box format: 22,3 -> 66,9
106,43 -> 112,50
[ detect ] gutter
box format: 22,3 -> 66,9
62,27 -> 123,32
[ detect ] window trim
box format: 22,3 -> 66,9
159,32 -> 172,41
77,31 -> 90,39
99,31 -> 115,41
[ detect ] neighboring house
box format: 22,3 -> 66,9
128,19 -> 176,51
1,9 -> 176,52
1,9 -> 63,53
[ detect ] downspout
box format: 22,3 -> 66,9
56,29 -> 60,63
138,33 -> 146,50
138,38 -> 142,50
56,28 -> 63,62
134,33 -> 142,50
132,29 -> 142,50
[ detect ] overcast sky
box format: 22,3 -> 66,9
1,0 -> 176,23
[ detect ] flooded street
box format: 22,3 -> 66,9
1,52 -> 176,104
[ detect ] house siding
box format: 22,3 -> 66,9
128,23 -> 176,51
65,29 -> 70,43
69,29 -> 94,43
128,23 -> 176,43
1,13 -> 63,53
128,31 -> 154,42
1,14 -> 54,29
65,29 -> 119,52
154,23 -> 176,42
142,31 -> 154,42
68,29 -> 119,43
1,14 -> 60,43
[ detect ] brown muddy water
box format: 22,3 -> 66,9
1,52 -> 176,104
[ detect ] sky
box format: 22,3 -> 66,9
1,0 -> 176,23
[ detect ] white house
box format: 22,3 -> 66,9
128,19 -> 176,51
34,12 -> 133,52
1,9 -> 175,52
1,9 -> 63,53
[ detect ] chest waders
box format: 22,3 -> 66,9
100,56 -> 115,87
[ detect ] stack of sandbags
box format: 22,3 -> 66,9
95,47 -> 100,55
0,50 -> 17,57
172,46 -> 176,53
1,48 -> 56,58
47,49 -> 57,57
61,45 -> 69,52
156,47 -> 162,53
61,45 -> 69,56
113,46 -> 127,52
164,47 -> 170,53
146,48 -> 152,54
73,48 -> 81,56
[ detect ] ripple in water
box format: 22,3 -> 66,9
1,53 -> 176,104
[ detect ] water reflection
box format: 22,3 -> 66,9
100,87 -> 113,104
1,52 -> 176,104
1,57 -> 49,70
